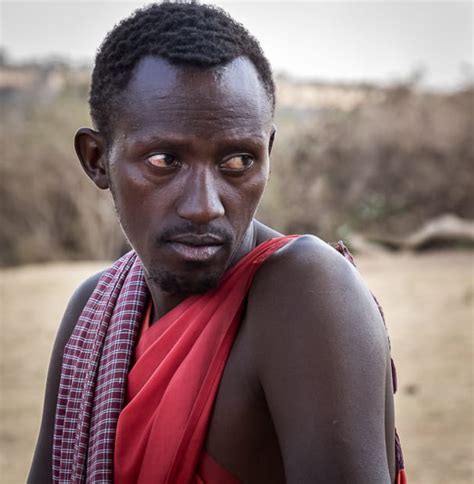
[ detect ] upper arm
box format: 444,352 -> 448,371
248,236 -> 392,483
27,271 -> 104,484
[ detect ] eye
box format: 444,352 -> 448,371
219,154 -> 254,172
146,153 -> 179,169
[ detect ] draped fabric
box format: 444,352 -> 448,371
53,235 -> 406,483
194,451 -> 241,484
115,302 -> 242,484
113,235 -> 298,483
53,236 -> 297,483
53,251 -> 149,483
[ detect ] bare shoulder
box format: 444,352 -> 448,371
27,270 -> 104,483
266,233 -> 354,277
248,233 -> 389,363
251,234 -> 378,312
246,235 -> 393,482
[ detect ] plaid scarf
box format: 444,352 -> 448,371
53,250 -> 147,483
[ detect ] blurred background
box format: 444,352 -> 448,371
1,1 -> 473,483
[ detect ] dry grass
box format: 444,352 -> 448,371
1,252 -> 473,483
2,64 -> 473,265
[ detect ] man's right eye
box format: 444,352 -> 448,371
146,153 -> 179,169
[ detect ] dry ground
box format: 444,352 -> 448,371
1,252 -> 473,483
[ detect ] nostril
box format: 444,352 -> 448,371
177,181 -> 225,223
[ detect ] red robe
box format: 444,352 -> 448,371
114,236 -> 297,483
113,236 -> 407,483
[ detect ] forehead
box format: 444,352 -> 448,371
112,56 -> 272,141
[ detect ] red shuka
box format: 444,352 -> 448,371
114,236 -> 407,483
114,236 -> 298,483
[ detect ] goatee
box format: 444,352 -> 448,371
150,269 -> 224,295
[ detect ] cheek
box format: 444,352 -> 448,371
108,161 -> 159,242
110,165 -> 141,215
229,169 -> 268,219
249,162 -> 269,201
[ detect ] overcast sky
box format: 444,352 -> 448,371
1,1 -> 472,89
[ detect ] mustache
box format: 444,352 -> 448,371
158,222 -> 233,245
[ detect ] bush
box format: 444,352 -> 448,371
1,63 -> 472,265
0,88 -> 127,265
258,85 -> 474,242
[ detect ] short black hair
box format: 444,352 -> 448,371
90,1 -> 275,138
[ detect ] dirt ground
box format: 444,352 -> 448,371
1,251 -> 473,483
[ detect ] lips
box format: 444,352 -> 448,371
168,233 -> 224,246
165,233 -> 225,262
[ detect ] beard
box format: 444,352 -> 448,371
148,266 -> 224,295
145,222 -> 235,295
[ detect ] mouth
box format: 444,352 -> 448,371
165,233 -> 225,262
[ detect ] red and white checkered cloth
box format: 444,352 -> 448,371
53,250 -> 147,483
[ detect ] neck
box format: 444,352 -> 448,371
146,220 -> 258,322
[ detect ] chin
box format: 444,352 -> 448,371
153,269 -> 224,295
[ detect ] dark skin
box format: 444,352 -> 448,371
29,56 -> 395,483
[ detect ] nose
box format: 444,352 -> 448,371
176,167 -> 225,225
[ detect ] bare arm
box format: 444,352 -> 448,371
27,271 -> 103,484
248,235 -> 395,483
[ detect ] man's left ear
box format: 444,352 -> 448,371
268,125 -> 277,155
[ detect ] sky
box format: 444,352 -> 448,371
1,0 -> 472,90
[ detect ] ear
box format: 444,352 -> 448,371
74,128 -> 109,190
268,124 -> 277,155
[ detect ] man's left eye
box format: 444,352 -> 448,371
219,155 -> 254,172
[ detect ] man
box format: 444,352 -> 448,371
28,2 -> 405,483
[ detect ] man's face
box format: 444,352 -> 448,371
106,56 -> 273,294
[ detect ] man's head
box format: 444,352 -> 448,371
75,2 -> 276,295
89,1 -> 275,140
